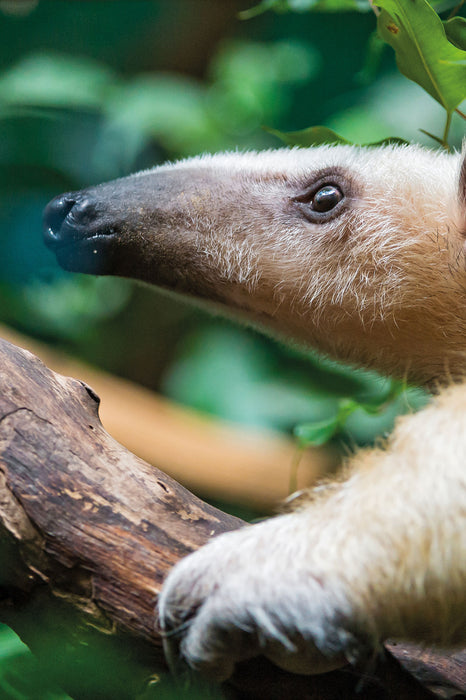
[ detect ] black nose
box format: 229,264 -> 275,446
43,193 -> 99,249
43,191 -> 119,275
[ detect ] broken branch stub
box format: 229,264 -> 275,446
0,337 -> 464,700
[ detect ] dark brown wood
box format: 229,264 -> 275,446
0,336 -> 242,698
0,323 -> 335,511
386,643 -> 466,698
0,336 -> 464,700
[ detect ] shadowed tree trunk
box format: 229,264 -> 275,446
0,336 -> 464,700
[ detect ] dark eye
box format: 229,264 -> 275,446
312,185 -> 343,213
292,173 -> 349,223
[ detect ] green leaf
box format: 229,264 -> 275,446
264,125 -> 352,146
265,125 -> 409,147
355,378 -> 404,411
294,417 -> 340,446
239,0 -> 284,18
371,136 -> 410,145
376,0 -> 466,112
240,0 -> 460,16
443,17 -> 466,51
286,0 -> 370,9
0,625 -> 71,699
240,0 -> 371,16
293,382 -> 412,447
294,399 -> 358,446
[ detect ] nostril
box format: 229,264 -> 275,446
67,197 -> 98,226
43,193 -> 76,245
43,192 -> 100,249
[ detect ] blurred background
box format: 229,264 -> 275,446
1,0 -> 453,455
0,1 -> 464,697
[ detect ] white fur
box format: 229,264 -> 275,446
155,144 -> 466,680
143,145 -> 465,384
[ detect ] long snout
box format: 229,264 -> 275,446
42,167 -> 216,293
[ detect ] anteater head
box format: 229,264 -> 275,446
43,145 -> 466,384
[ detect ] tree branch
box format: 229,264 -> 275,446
0,324 -> 335,511
0,336 -> 464,699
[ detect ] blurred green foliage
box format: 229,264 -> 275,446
0,0 -> 464,698
243,0 -> 462,16
163,322 -> 427,442
0,0 -> 463,481
259,0 -> 466,147
0,624 -> 69,700
2,0 -> 458,441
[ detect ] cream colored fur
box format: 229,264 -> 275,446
150,144 -> 466,679
149,145 -> 466,385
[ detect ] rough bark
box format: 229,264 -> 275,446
0,324 -> 335,511
0,336 -> 464,700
